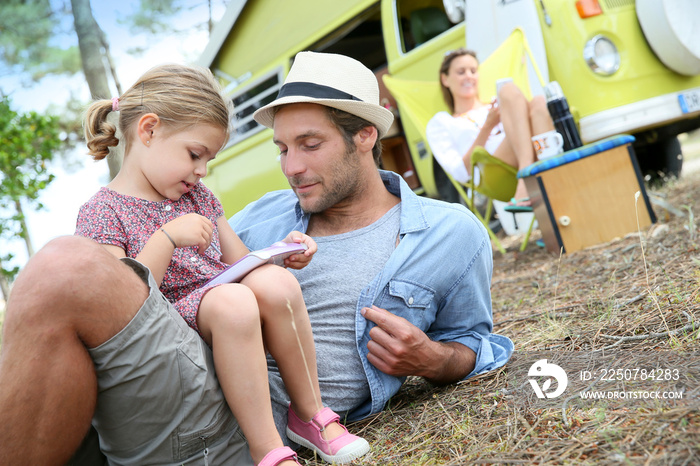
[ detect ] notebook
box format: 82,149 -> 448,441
204,241 -> 308,286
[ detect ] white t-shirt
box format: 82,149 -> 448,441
426,107 -> 506,184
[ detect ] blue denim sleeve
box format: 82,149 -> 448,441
425,227 -> 514,379
229,190 -> 302,250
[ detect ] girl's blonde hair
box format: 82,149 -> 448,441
84,63 -> 233,160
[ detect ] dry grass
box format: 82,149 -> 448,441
299,170 -> 700,465
1,149 -> 699,465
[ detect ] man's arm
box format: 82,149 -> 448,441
361,305 -> 476,385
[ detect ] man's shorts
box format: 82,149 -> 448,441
80,258 -> 252,465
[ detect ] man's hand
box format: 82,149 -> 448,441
361,305 -> 476,385
361,305 -> 433,377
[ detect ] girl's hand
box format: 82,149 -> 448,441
282,230 -> 317,269
484,99 -> 501,129
162,213 -> 215,255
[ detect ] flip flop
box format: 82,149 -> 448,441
504,197 -> 533,213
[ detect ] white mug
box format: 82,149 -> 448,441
532,130 -> 564,160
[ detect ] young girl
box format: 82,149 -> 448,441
75,64 -> 370,466
426,48 -> 555,209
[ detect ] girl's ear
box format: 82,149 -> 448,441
137,113 -> 161,146
440,72 -> 450,88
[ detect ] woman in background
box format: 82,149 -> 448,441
427,48 -> 555,209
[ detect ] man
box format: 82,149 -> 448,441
230,51 -> 513,436
0,51 -> 511,465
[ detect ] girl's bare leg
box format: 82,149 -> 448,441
528,95 -> 556,136
198,284 -> 296,465
495,83 -> 554,201
242,265 -> 345,440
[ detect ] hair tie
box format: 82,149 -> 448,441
111,97 -> 119,112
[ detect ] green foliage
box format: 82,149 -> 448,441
0,0 -> 81,82
123,0 -> 185,35
0,0 -> 55,64
121,0 -> 223,45
0,96 -> 62,279
30,46 -> 83,81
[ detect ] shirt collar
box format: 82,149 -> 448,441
381,170 -> 429,234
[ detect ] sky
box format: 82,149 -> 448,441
2,0 -> 230,273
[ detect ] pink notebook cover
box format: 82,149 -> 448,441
205,241 -> 308,286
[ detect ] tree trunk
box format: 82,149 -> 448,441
0,260 -> 10,303
70,0 -> 121,180
101,31 -> 123,96
207,0 -> 214,34
14,199 -> 34,258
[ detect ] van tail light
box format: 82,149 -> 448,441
576,0 -> 603,18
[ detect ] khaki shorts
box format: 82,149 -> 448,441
81,258 -> 252,465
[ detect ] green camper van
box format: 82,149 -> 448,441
199,0 -> 700,215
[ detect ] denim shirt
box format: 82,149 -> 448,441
229,170 -> 514,421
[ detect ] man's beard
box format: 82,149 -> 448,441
291,144 -> 365,214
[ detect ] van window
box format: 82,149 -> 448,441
396,0 -> 452,52
308,2 -> 385,71
226,4 -> 385,148
227,69 -> 283,147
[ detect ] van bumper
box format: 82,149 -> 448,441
579,87 -> 700,142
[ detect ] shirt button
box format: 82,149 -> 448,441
190,256 -> 197,262
164,205 -> 172,211
408,297 -> 414,305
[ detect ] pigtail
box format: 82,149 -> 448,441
81,64 -> 231,163
84,99 -> 119,161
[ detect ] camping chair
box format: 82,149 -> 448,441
469,147 -> 517,220
383,27 -> 544,253
470,148 -> 536,252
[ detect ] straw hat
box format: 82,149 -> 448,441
253,51 -> 394,138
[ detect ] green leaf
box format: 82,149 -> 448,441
0,96 -> 61,276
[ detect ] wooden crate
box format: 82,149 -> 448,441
522,142 -> 656,253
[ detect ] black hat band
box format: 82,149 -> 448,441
277,82 -> 363,102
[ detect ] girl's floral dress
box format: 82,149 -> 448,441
76,182 -> 229,334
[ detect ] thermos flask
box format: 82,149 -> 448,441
544,81 -> 583,151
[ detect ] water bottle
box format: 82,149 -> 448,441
544,81 -> 583,151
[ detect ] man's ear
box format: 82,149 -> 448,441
355,126 -> 378,154
137,113 -> 161,146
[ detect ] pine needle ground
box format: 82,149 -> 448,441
300,168 -> 700,465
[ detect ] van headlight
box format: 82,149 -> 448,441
583,35 -> 620,75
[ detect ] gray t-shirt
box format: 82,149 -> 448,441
267,203 -> 401,439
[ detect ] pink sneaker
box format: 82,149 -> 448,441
258,446 -> 300,466
286,405 -> 370,464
